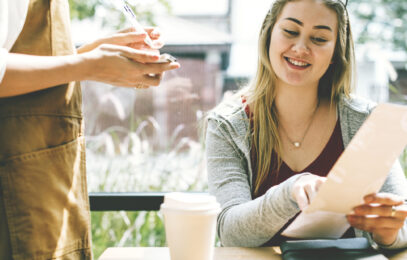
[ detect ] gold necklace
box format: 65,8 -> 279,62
279,100 -> 320,148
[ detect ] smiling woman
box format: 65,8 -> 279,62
205,0 -> 407,249
269,1 -> 338,89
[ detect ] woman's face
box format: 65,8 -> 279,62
269,0 -> 338,89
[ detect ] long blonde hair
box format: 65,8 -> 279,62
246,0 -> 355,196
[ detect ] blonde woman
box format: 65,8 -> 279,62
206,0 -> 407,248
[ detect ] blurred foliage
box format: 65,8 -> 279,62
348,0 -> 407,52
91,211 -> 166,258
68,0 -> 172,28
68,0 -> 98,20
400,149 -> 407,177
86,115 -> 207,259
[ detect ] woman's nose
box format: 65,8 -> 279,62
292,39 -> 310,55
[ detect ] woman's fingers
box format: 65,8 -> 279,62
347,215 -> 405,232
144,27 -> 161,39
304,177 -> 325,204
150,40 -> 164,49
353,204 -> 407,218
315,177 -> 326,189
99,44 -> 160,63
138,73 -> 163,87
364,193 -> 404,206
304,183 -> 316,203
117,27 -> 137,33
122,27 -> 163,48
121,26 -> 161,39
353,204 -> 392,217
292,174 -> 326,210
128,42 -> 147,50
294,187 -> 309,210
127,40 -> 164,50
138,62 -> 180,74
105,32 -> 148,46
143,27 -> 164,49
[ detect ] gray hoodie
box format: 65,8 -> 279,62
205,94 -> 407,249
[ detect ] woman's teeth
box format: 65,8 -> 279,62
287,57 -> 309,67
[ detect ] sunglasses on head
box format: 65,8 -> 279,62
339,0 -> 348,7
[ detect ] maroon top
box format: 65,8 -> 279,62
244,102 -> 354,246
252,119 -> 343,196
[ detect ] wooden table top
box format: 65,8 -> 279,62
99,246 -> 407,260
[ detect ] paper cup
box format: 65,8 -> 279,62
160,192 -> 221,260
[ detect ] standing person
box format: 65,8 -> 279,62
0,0 -> 180,259
205,0 -> 407,249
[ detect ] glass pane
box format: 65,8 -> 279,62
68,0 -> 407,257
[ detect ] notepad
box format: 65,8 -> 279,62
282,103 -> 407,239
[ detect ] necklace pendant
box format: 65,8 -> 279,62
293,142 -> 301,148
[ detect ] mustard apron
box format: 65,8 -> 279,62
0,0 -> 92,259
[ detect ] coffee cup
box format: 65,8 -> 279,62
160,192 -> 221,260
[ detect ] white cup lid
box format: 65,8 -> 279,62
161,192 -> 220,212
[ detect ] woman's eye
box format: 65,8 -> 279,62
283,29 -> 299,36
312,37 -> 327,43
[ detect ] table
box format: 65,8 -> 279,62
99,247 -> 407,260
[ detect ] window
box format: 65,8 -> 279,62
69,0 -> 407,257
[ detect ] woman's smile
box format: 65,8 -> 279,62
284,56 -> 311,70
269,0 -> 337,88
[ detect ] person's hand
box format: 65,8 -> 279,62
77,27 -> 163,54
81,43 -> 180,88
292,174 -> 326,210
128,27 -> 164,50
347,193 -> 407,246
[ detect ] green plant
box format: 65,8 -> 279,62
68,0 -> 172,29
399,148 -> 407,177
86,117 -> 207,259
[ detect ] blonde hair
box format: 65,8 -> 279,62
245,0 -> 355,196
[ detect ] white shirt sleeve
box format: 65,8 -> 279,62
0,0 -> 9,84
0,48 -> 7,84
0,0 -> 30,84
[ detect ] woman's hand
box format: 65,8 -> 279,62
0,28 -> 175,96
80,43 -> 179,88
77,27 -> 163,54
292,174 -> 326,210
77,27 -> 178,88
347,193 -> 407,246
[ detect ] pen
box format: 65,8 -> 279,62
121,0 -> 154,48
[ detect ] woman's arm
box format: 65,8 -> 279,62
0,28 -> 179,97
206,116 -> 304,247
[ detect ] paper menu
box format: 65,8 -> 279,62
282,103 -> 407,238
282,211 -> 350,239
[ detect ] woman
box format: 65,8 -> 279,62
0,0 -> 179,259
205,0 -> 407,249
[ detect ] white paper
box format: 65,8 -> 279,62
282,211 -> 350,238
282,103 -> 407,239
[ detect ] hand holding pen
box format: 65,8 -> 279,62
121,0 -> 177,63
122,0 -> 156,48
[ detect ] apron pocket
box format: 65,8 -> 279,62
0,137 -> 91,260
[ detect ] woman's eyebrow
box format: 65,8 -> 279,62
284,17 -> 333,32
